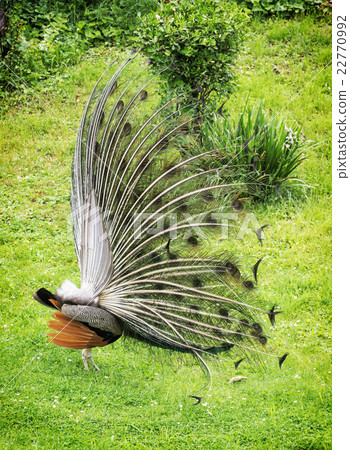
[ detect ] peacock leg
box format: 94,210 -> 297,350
82,348 -> 100,371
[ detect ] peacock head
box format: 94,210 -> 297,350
33,288 -> 58,309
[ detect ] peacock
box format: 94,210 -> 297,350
33,54 -> 286,394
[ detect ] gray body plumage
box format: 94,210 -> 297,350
61,304 -> 122,336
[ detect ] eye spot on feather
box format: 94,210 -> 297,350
139,158 -> 149,170
219,308 -> 229,318
140,90 -> 148,100
135,250 -> 144,259
252,323 -> 263,333
177,203 -> 188,213
221,342 -> 234,350
187,236 -> 198,246
225,262 -> 240,279
192,277 -> 202,288
122,123 -> 132,136
150,251 -> 161,263
190,305 -> 201,317
157,137 -> 169,151
99,111 -> 105,126
119,159 -> 127,171
243,280 -> 255,290
117,100 -> 124,113
155,283 -> 164,291
202,192 -> 214,202
232,199 -> 244,212
153,196 -> 162,207
258,335 -> 268,345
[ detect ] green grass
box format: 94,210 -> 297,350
0,15 -> 331,449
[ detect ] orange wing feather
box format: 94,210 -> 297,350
47,311 -> 112,349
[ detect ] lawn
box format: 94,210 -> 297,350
0,14 -> 331,449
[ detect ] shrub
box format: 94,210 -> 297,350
0,0 -> 158,94
188,102 -> 307,198
134,0 -> 250,111
232,0 -> 326,15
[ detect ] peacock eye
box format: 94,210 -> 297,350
258,336 -> 268,345
232,200 -> 244,211
219,308 -> 229,318
116,100 -> 124,112
243,280 -> 254,290
252,323 -> 263,333
187,236 -> 198,246
140,90 -> 148,100
192,277 -> 202,288
122,122 -> 132,136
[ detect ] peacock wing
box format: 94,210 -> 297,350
47,311 -> 116,349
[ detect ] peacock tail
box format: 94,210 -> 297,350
34,52 -> 284,382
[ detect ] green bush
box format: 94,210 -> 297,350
134,0 -> 250,111
0,0 -> 158,94
188,102 -> 307,198
232,0 -> 325,15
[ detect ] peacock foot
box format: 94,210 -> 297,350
82,348 -> 100,371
